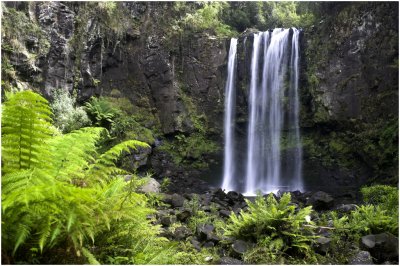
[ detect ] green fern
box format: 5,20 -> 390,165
1,91 -> 158,263
225,193 -> 316,263
85,96 -> 120,129
2,90 -> 53,174
88,140 -> 149,181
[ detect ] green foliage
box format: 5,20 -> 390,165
225,193 -> 316,263
1,90 -> 160,264
221,2 -> 316,32
85,96 -> 120,129
88,96 -> 158,146
111,116 -> 155,145
50,88 -> 91,133
172,242 -> 220,264
356,119 -> 399,178
161,133 -> 218,169
361,185 -> 398,214
318,185 -> 399,262
2,90 -> 53,174
160,177 -> 171,192
184,2 -> 236,37
173,1 -> 236,37
350,205 -> 397,235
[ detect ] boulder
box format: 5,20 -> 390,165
218,257 -> 243,265
171,193 -> 185,208
226,191 -> 244,203
160,215 -> 176,227
173,226 -> 192,240
232,240 -> 253,256
349,251 -> 374,265
306,191 -> 334,210
314,236 -> 332,255
203,241 -> 215,248
219,209 -> 232,218
197,224 -> 217,242
360,233 -> 399,263
190,238 -> 202,251
177,209 -> 192,222
139,178 -> 161,193
336,204 -> 358,213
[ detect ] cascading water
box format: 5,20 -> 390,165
221,28 -> 303,195
221,38 -> 238,192
288,28 -> 303,191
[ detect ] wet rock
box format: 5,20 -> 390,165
121,146 -> 152,172
361,233 -> 399,262
139,178 -> 160,193
232,240 -> 253,256
197,224 -> 215,241
161,194 -> 173,206
173,226 -> 192,240
202,205 -> 212,212
218,257 -> 243,265
213,188 -> 230,202
314,236 -> 332,255
171,193 -> 185,208
207,233 -> 221,244
190,238 -> 202,251
160,215 -> 176,227
336,204 -> 358,213
227,191 -> 244,203
203,241 -> 215,248
177,209 -> 192,222
349,251 -> 374,265
306,191 -> 334,210
219,209 -> 232,218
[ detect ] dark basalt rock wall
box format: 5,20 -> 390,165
299,2 -> 398,194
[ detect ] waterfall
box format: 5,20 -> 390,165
222,28 -> 303,195
221,38 -> 238,192
289,28 -> 303,191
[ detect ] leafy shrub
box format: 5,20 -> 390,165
361,185 -> 398,214
225,193 -> 316,263
111,115 -> 155,144
176,1 -> 237,37
350,205 -> 397,235
51,88 -> 91,133
160,133 -> 219,169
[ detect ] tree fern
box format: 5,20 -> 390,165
46,127 -> 104,183
1,91 -> 158,263
2,90 -> 53,174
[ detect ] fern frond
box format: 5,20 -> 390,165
88,140 -> 149,180
46,127 -> 104,182
38,220 -> 51,252
13,223 -> 31,255
82,247 -> 100,265
2,90 -> 53,175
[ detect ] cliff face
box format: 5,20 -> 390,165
299,2 -> 398,194
1,2 -> 398,193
